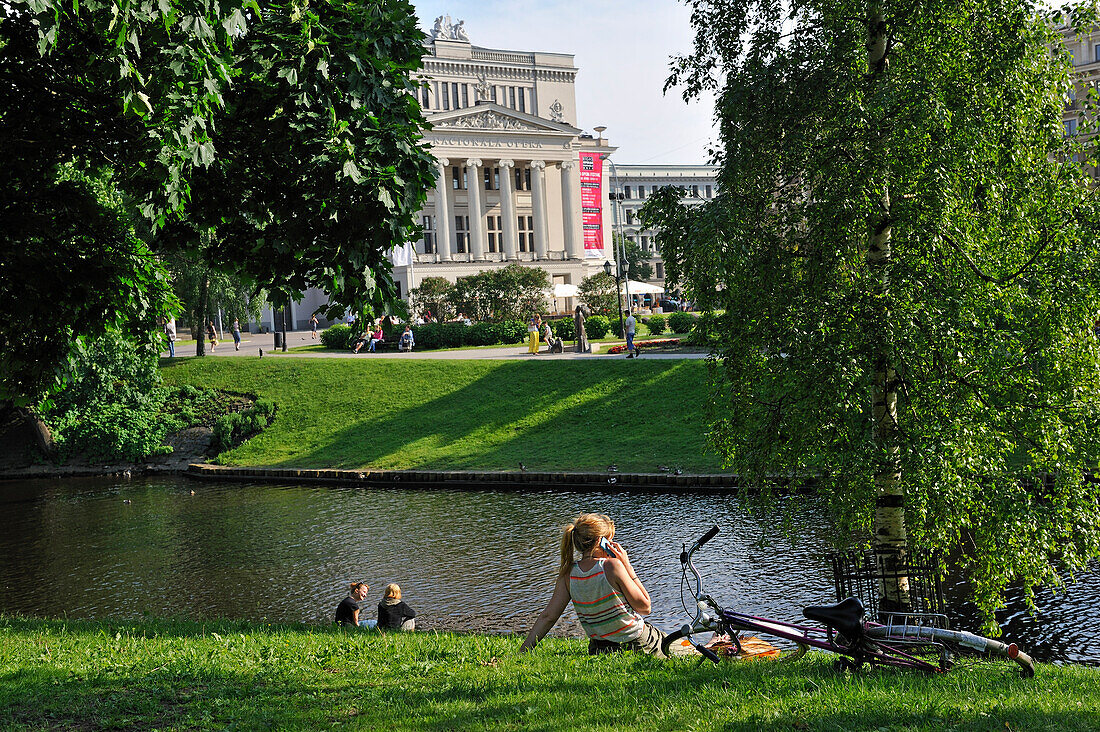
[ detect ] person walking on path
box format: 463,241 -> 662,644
206,320 -> 218,352
377,583 -> 416,631
623,310 -> 637,358
232,318 -> 241,351
165,319 -> 176,358
526,316 -> 540,355
520,512 -> 665,656
310,314 -> 319,339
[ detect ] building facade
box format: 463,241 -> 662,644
606,164 -> 718,288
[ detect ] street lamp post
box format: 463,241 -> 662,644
603,260 -> 624,343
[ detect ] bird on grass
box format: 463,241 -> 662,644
673,467 -> 683,476
607,464 -> 618,473
122,499 -> 132,504
519,462 -> 527,472
259,348 -> 264,358
658,465 -> 671,473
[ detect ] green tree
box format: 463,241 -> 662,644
409,276 -> 456,322
650,0 -> 1100,625
448,265 -> 549,322
163,248 -> 263,356
2,0 -> 433,397
616,233 -> 655,281
578,271 -> 619,317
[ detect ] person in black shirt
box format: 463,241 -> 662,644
377,583 -> 416,631
335,581 -> 373,628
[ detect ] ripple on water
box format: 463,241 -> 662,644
0,476 -> 1095,663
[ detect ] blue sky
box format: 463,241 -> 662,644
412,0 -> 719,164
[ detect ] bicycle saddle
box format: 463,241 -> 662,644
802,597 -> 865,640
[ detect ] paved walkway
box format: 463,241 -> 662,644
166,330 -> 708,361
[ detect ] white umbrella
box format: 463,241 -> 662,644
620,280 -> 664,295
552,283 -> 580,298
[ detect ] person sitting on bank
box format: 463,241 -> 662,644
398,325 -> 415,352
377,583 -> 417,631
335,581 -> 376,628
520,512 -> 665,656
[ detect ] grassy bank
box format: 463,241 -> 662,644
1,617 -> 1096,731
159,358 -> 726,473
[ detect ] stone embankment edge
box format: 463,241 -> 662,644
185,463 -> 755,490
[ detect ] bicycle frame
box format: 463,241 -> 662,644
674,531 -> 948,673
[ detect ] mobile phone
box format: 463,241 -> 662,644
599,537 -> 615,557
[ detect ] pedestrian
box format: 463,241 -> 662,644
310,314 -> 319,339
232,318 -> 241,351
527,316 -> 540,354
377,583 -> 416,631
206,320 -> 218,352
165,318 -> 176,358
520,512 -> 664,656
623,310 -> 637,358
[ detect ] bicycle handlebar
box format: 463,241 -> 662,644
699,525 -> 720,547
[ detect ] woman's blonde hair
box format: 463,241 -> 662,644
558,513 -> 615,576
384,583 -> 402,600
348,581 -> 369,594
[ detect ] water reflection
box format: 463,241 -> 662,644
0,476 -> 1094,664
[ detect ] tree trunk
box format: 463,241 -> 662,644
867,0 -> 910,612
197,273 -> 209,357
20,406 -> 56,459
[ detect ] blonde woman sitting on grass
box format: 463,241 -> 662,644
377,583 -> 416,631
520,512 -> 665,656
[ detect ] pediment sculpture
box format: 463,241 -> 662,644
447,111 -> 537,131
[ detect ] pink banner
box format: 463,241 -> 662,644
579,152 -> 603,258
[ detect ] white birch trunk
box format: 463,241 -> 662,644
866,0 -> 910,611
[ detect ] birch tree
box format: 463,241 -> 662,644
648,0 -> 1100,625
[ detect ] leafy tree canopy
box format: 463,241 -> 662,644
578,271 -> 619,317
648,0 -> 1100,625
1,0 -> 434,404
409,276 -> 456,322
615,233 -> 655,282
448,264 -> 549,323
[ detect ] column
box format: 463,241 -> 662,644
434,158 -> 452,262
466,158 -> 486,260
560,160 -> 581,260
530,160 -> 548,260
498,159 -> 518,260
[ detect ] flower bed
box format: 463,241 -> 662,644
607,338 -> 681,354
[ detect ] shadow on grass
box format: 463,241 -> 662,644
255,359 -> 720,473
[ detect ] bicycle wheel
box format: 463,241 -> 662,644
865,625 -> 1035,678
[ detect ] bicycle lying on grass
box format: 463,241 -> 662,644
662,526 -> 1036,678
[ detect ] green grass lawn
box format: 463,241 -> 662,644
2,617 -> 1096,731
159,357 -> 726,473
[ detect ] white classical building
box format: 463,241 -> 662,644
257,19 -> 619,330
606,164 -> 718,290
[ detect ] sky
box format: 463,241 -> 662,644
411,0 -> 719,165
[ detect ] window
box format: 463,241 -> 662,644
461,84 -> 469,108
515,166 -> 531,191
484,167 -> 499,190
638,185 -> 646,199
487,216 -> 502,252
642,235 -> 651,251
705,185 -> 712,198
1095,45 -> 1100,62
692,185 -> 699,197
455,215 -> 469,254
441,83 -> 450,110
1065,119 -> 1078,136
422,215 -> 435,254
451,166 -> 467,190
518,215 -> 534,251
626,209 -> 634,225
518,88 -> 526,113
509,86 -> 516,109
656,262 -> 664,279
624,185 -> 631,199
421,85 -> 431,110
452,83 -> 460,107
491,85 -> 498,103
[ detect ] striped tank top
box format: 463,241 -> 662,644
569,559 -> 644,643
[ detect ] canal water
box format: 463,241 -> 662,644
1,476 -> 1095,664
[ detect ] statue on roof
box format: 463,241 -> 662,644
453,19 -> 469,42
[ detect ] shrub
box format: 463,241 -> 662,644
321,324 -> 355,349
497,320 -> 527,344
586,315 -> 610,339
647,314 -> 667,335
668,311 -> 698,334
684,311 -> 721,347
212,399 -> 276,453
551,316 -> 575,341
